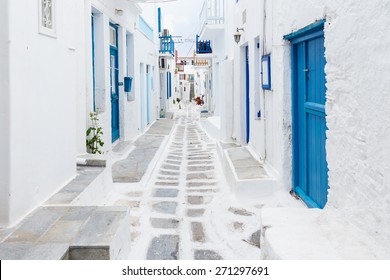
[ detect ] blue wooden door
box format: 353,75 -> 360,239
291,24 -> 328,208
245,46 -> 250,144
110,24 -> 120,142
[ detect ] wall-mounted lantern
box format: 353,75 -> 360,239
234,28 -> 244,44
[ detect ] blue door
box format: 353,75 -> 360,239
245,46 -> 250,144
289,21 -> 328,208
91,14 -> 96,112
110,24 -> 120,142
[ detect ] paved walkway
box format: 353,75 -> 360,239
112,119 -> 174,183
106,107 -> 263,260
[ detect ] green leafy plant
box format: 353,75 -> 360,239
86,112 -> 104,154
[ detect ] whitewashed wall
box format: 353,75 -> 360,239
3,0 -> 80,226
0,0 -> 10,226
263,0 -> 390,245
87,0 -> 155,145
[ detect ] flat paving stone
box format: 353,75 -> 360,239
160,170 -> 180,176
154,188 -> 179,198
127,191 -> 143,197
228,207 -> 254,217
0,243 -> 34,260
22,243 -> 69,260
165,160 -> 182,165
152,202 -> 178,215
187,196 -> 203,205
232,222 -> 244,231
155,181 -> 179,187
235,166 -> 268,179
5,207 -> 65,243
145,119 -> 174,136
150,218 -> 180,229
147,235 -> 179,260
167,156 -> 182,160
114,200 -> 140,208
38,220 -> 84,243
187,209 -> 206,217
157,176 -> 179,181
187,189 -> 218,193
112,140 -> 132,153
187,166 -> 215,172
161,164 -> 180,171
194,250 -> 223,260
187,161 -> 213,166
112,135 -> 165,183
191,222 -> 205,243
186,173 -> 215,180
187,182 -> 217,188
246,230 -> 261,248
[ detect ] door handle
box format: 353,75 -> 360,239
304,69 -> 309,72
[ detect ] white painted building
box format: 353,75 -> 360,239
202,0 -> 390,258
0,0 -> 159,227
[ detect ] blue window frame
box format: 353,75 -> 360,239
261,54 -> 271,90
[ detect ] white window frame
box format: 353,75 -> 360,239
38,0 -> 56,38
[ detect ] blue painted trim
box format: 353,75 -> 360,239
91,14 -> 96,112
284,19 -> 325,41
245,46 -> 250,144
294,187 -> 321,208
261,54 -> 271,90
158,8 -> 161,33
139,16 -> 154,41
110,23 -> 120,143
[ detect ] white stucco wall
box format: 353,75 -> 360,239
135,30 -> 159,131
86,0 -> 158,143
0,0 -> 10,226
6,0 -> 79,226
269,0 -> 390,245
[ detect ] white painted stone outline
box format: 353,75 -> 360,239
38,0 -> 56,38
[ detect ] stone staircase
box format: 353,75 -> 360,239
0,166 -> 131,260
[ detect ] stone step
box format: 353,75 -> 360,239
0,206 -> 131,260
45,166 -> 104,206
69,207 -> 131,260
218,143 -> 276,199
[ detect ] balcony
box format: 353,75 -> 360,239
196,35 -> 212,54
199,0 -> 224,40
159,35 -> 175,57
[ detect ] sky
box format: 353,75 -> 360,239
138,0 -> 204,57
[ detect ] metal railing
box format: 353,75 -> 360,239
159,35 -> 175,56
199,0 -> 224,32
196,35 -> 212,54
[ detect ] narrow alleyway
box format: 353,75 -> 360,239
105,106 -> 263,260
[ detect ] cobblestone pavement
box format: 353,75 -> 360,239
108,107 -> 262,260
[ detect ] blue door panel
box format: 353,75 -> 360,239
110,24 -> 120,143
292,24 -> 328,209
246,46 -> 250,144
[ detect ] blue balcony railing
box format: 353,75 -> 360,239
196,35 -> 212,54
160,35 -> 175,56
